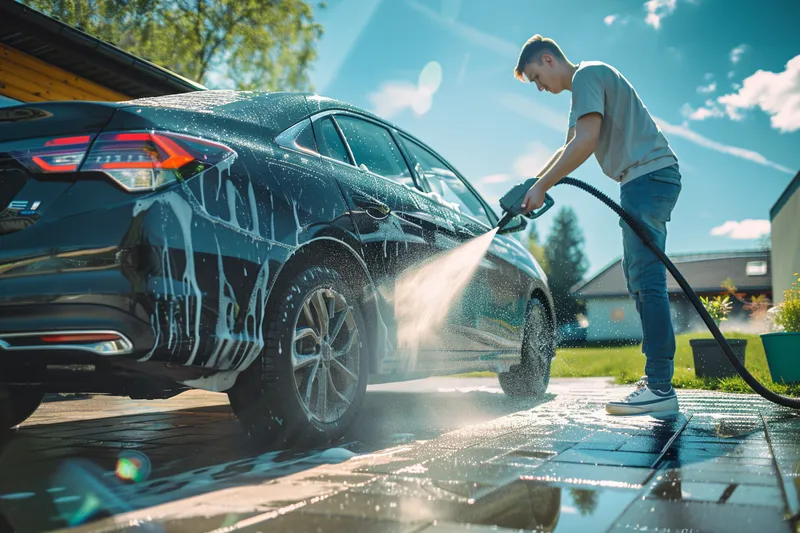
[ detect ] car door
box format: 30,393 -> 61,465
310,112 -> 448,374
398,136 -> 531,369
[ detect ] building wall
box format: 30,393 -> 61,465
772,187 -> 800,302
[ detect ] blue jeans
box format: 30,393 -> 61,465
620,164 -> 682,387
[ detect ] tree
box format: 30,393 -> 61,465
22,0 -> 324,91
545,207 -> 588,325
526,220 -> 549,273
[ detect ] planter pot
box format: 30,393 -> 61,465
760,332 -> 800,384
689,338 -> 747,379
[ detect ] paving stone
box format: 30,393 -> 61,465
726,484 -> 786,508
550,449 -> 659,468
415,522 -> 527,532
237,512 -> 425,533
609,498 -> 793,533
301,489 -> 469,523
660,462 -> 779,487
351,475 -> 499,503
522,462 -> 653,489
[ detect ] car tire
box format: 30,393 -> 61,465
498,298 -> 554,398
229,265 -> 368,449
0,388 -> 44,431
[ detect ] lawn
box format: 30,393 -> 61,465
456,333 -> 800,396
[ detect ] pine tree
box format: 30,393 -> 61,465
545,207 -> 588,325
526,221 -> 549,274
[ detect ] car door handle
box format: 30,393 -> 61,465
352,194 -> 391,219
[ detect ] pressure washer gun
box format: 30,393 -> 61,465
496,177 -> 555,231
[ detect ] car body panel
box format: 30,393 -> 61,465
0,91 -> 553,395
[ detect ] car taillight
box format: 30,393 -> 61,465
4,135 -> 94,173
80,131 -> 236,191
1,131 -> 236,192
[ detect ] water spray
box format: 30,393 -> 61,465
496,177 -> 800,409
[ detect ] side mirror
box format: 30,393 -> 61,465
497,214 -> 528,235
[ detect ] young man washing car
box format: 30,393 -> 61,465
514,35 -> 681,416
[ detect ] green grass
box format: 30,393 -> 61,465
453,333 -> 800,396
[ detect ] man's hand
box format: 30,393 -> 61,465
521,182 -> 547,215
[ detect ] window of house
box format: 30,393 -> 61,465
746,261 -> 768,276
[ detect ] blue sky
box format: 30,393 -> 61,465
301,0 -> 799,278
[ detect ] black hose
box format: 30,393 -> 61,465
555,176 -> 800,409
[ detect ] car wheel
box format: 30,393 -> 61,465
229,265 -> 368,449
0,388 -> 44,430
498,298 -> 554,398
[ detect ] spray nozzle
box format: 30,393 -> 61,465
496,177 -> 555,230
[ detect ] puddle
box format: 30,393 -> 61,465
459,480 -> 639,533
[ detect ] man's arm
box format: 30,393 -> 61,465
534,126 -> 576,178
521,115 -> 601,213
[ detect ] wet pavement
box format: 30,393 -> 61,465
1,377 -> 800,533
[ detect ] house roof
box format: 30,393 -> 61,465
0,2 -> 206,99
572,250 -> 772,298
771,169 -> 800,221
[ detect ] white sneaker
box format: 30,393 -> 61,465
606,378 -> 679,416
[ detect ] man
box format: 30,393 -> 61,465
514,35 -> 681,416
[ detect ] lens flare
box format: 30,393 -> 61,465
115,451 -> 151,482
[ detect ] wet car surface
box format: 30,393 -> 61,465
2,377 -> 799,533
0,91 -> 552,450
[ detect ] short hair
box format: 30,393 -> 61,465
513,35 -> 568,81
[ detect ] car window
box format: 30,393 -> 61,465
402,138 -> 491,226
295,122 -> 317,152
317,117 -> 350,164
334,115 -> 413,186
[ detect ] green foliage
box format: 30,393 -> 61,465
550,333 -> 800,396
773,273 -> 800,333
21,0 -> 324,91
544,207 -> 588,325
454,333 -> 800,396
700,295 -> 732,325
525,221 -> 549,273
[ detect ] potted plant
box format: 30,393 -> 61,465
690,295 -> 747,379
761,273 -> 800,384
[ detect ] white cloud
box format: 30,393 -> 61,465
480,174 -> 511,184
495,92 -> 566,133
716,54 -> 800,133
369,82 -> 432,118
704,73 -> 714,81
711,220 -> 771,240
477,142 -> 555,201
654,116 -> 794,174
682,102 -> 724,121
689,106 -> 724,120
513,141 -> 554,177
728,70 -> 735,79
644,0 -> 676,29
730,45 -> 747,64
697,81 -> 717,94
368,61 -> 443,119
604,14 -> 617,25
